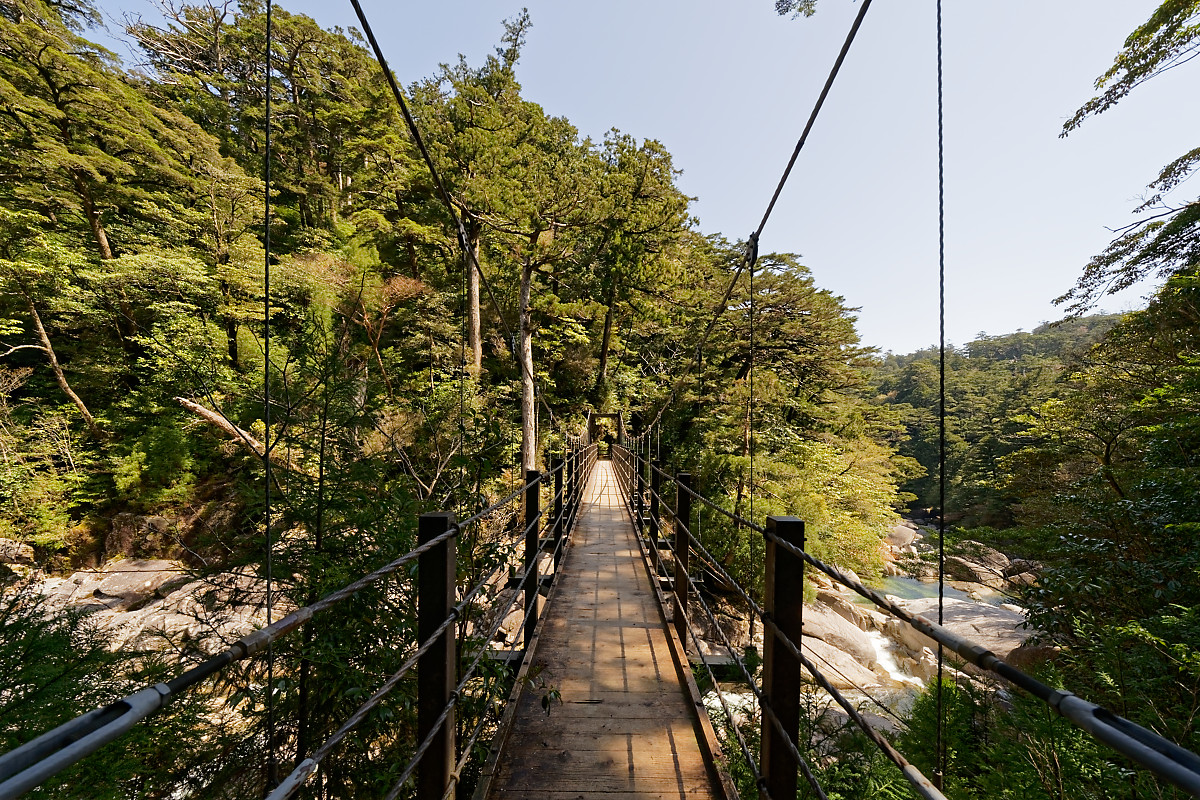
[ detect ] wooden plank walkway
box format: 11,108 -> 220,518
481,461 -> 727,800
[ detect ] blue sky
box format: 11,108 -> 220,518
96,1 -> 1198,354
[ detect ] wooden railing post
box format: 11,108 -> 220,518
674,472 -> 692,649
524,470 -> 541,651
567,447 -> 578,532
417,511 -> 456,800
551,456 -> 564,570
635,450 -> 646,536
652,462 -> 662,551
762,516 -> 805,800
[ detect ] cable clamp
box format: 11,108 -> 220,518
1046,688 -> 1075,712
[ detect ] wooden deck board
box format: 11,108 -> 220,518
482,462 -> 724,800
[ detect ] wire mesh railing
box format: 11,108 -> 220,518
611,440 -> 1200,800
0,441 -> 598,800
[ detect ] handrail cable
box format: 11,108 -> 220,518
263,446 -> 598,800
381,698 -> 456,800
641,0 -> 874,432
681,526 -> 902,726
641,451 -> 886,707
262,0 -> 278,785
613,450 -> 826,799
760,615 -> 946,800
382,446 -> 597,800
265,474 -> 590,800
681,599 -> 771,800
614,451 -> 770,798
0,458 -> 578,797
642,453 -> 768,535
684,563 -> 829,800
763,531 -> 1200,798
265,613 -> 457,800
626,444 -> 1200,797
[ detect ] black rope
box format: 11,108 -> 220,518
748,245 -> 757,646
644,0 -> 875,430
936,0 -> 947,788
761,616 -> 945,800
262,0 -> 277,789
754,0 -> 874,240
347,0 -> 560,430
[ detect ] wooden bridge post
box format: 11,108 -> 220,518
631,414 -> 644,524
762,516 -> 806,800
674,472 -> 692,649
566,446 -> 578,531
551,456 -> 564,570
524,470 -> 541,652
635,451 -> 647,537
649,460 -> 662,563
417,511 -> 456,800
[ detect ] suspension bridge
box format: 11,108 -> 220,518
3,0 -> 1200,798
4,427 -> 1200,799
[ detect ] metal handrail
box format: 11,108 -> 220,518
0,441 -> 598,800
612,442 -> 1200,799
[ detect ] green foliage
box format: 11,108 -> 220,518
1058,1 -> 1200,314
0,584 -> 248,799
873,315 -> 1121,525
0,2 -> 940,795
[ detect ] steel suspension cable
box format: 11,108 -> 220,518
748,252 -> 757,646
347,0 -> 559,430
262,0 -> 277,785
936,0 -> 948,787
753,0 -> 874,240
758,614 -> 946,800
643,0 -> 874,431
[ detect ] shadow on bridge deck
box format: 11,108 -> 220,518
476,461 -> 730,800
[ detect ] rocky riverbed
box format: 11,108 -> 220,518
691,519 -> 1046,719
2,537 -> 276,653
1,518 -> 1045,706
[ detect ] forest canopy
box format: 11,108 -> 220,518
0,0 -> 1198,798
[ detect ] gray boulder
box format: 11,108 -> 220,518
890,597 -> 1030,661
37,562 -> 275,651
0,537 -> 34,565
800,636 -> 880,689
1005,558 -> 1042,577
955,540 -> 1010,571
886,523 -> 918,548
944,555 -> 1008,590
817,590 -> 872,632
105,514 -> 175,559
803,601 -> 877,667
1007,571 -> 1038,588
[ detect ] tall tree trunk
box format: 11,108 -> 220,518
519,259 -> 536,473
466,219 -> 483,375
225,318 -> 240,370
71,171 -> 113,260
27,297 -> 102,438
595,284 -> 618,392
